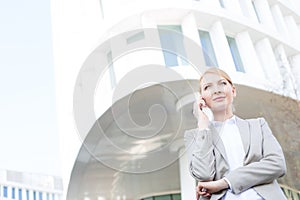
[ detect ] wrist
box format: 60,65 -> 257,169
220,178 -> 229,190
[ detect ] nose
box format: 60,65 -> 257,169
211,85 -> 222,94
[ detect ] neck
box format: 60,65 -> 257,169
213,109 -> 234,122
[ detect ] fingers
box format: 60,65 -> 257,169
198,97 -> 206,111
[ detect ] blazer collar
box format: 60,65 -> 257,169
235,116 -> 251,156
210,116 -> 251,162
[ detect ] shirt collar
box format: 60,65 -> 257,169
211,115 -> 236,127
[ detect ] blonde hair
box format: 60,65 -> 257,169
199,67 -> 233,93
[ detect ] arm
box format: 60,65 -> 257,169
225,118 -> 286,194
184,128 -> 216,181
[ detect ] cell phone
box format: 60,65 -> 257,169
202,106 -> 214,121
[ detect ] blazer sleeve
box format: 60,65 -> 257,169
225,118 -> 286,194
184,128 -> 216,181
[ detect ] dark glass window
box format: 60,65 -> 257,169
226,36 -> 245,72
158,25 -> 188,67
39,191 -> 43,200
3,186 -> 8,197
199,30 -> 218,67
19,188 -> 23,200
12,187 -> 15,199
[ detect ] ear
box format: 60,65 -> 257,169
232,85 -> 237,97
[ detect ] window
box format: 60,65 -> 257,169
18,188 -> 22,200
107,51 -> 116,88
199,30 -> 218,67
126,31 -> 145,44
3,186 -> 8,197
12,187 -> 15,199
155,195 -> 171,200
26,190 -> 30,200
141,194 -> 181,200
158,25 -> 188,67
219,0 -> 225,8
99,0 -> 104,19
39,192 -> 43,200
252,0 -> 261,23
226,36 -> 245,72
33,191 -> 37,200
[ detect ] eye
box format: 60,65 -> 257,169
203,85 -> 209,90
221,81 -> 227,85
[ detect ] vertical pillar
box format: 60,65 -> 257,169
181,12 -> 206,70
253,0 -> 277,31
209,21 -> 236,72
223,0 -> 242,14
270,4 -> 289,38
289,54 -> 300,100
284,16 -> 300,47
255,38 -> 282,86
239,0 -> 258,21
235,31 -> 264,78
274,44 -> 296,98
179,148 -> 196,200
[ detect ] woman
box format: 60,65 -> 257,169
184,68 -> 287,200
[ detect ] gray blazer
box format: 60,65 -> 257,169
184,116 -> 287,200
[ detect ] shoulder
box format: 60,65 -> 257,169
235,115 -> 266,125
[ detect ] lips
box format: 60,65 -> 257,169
213,96 -> 225,101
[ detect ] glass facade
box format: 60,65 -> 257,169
199,30 -> 218,67
158,25 -> 188,67
226,36 -> 245,72
141,193 -> 181,200
107,51 -> 116,88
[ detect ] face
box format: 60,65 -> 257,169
200,73 -> 236,113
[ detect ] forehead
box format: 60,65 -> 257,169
201,73 -> 226,85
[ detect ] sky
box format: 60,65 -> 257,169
0,0 -> 61,176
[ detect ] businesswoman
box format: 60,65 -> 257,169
184,68 -> 287,200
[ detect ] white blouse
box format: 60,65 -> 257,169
213,116 -> 264,200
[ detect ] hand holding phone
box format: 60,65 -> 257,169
193,97 -> 213,129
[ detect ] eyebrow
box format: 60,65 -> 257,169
202,78 -> 227,86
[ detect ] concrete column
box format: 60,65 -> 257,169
270,4 -> 289,38
181,12 -> 206,69
239,0 -> 258,21
255,38 -> 282,86
289,54 -> 300,100
179,148 -> 196,200
235,31 -> 264,78
209,21 -> 236,72
274,44 -> 296,98
223,0 -> 242,14
285,16 -> 300,47
253,0 -> 277,30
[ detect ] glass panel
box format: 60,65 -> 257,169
154,195 -> 171,200
127,31 -> 145,44
26,190 -> 30,200
158,25 -> 188,67
3,186 -> 8,197
252,1 -> 261,23
12,187 -> 15,199
19,188 -> 23,200
143,197 -> 153,200
171,194 -> 181,200
198,30 -> 218,67
107,51 -> 116,88
39,192 -> 43,200
219,0 -> 225,8
226,36 -> 245,72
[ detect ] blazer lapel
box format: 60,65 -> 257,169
236,116 -> 250,156
209,124 -> 229,163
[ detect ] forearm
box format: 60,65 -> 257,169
184,128 -> 216,181
225,156 -> 286,194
